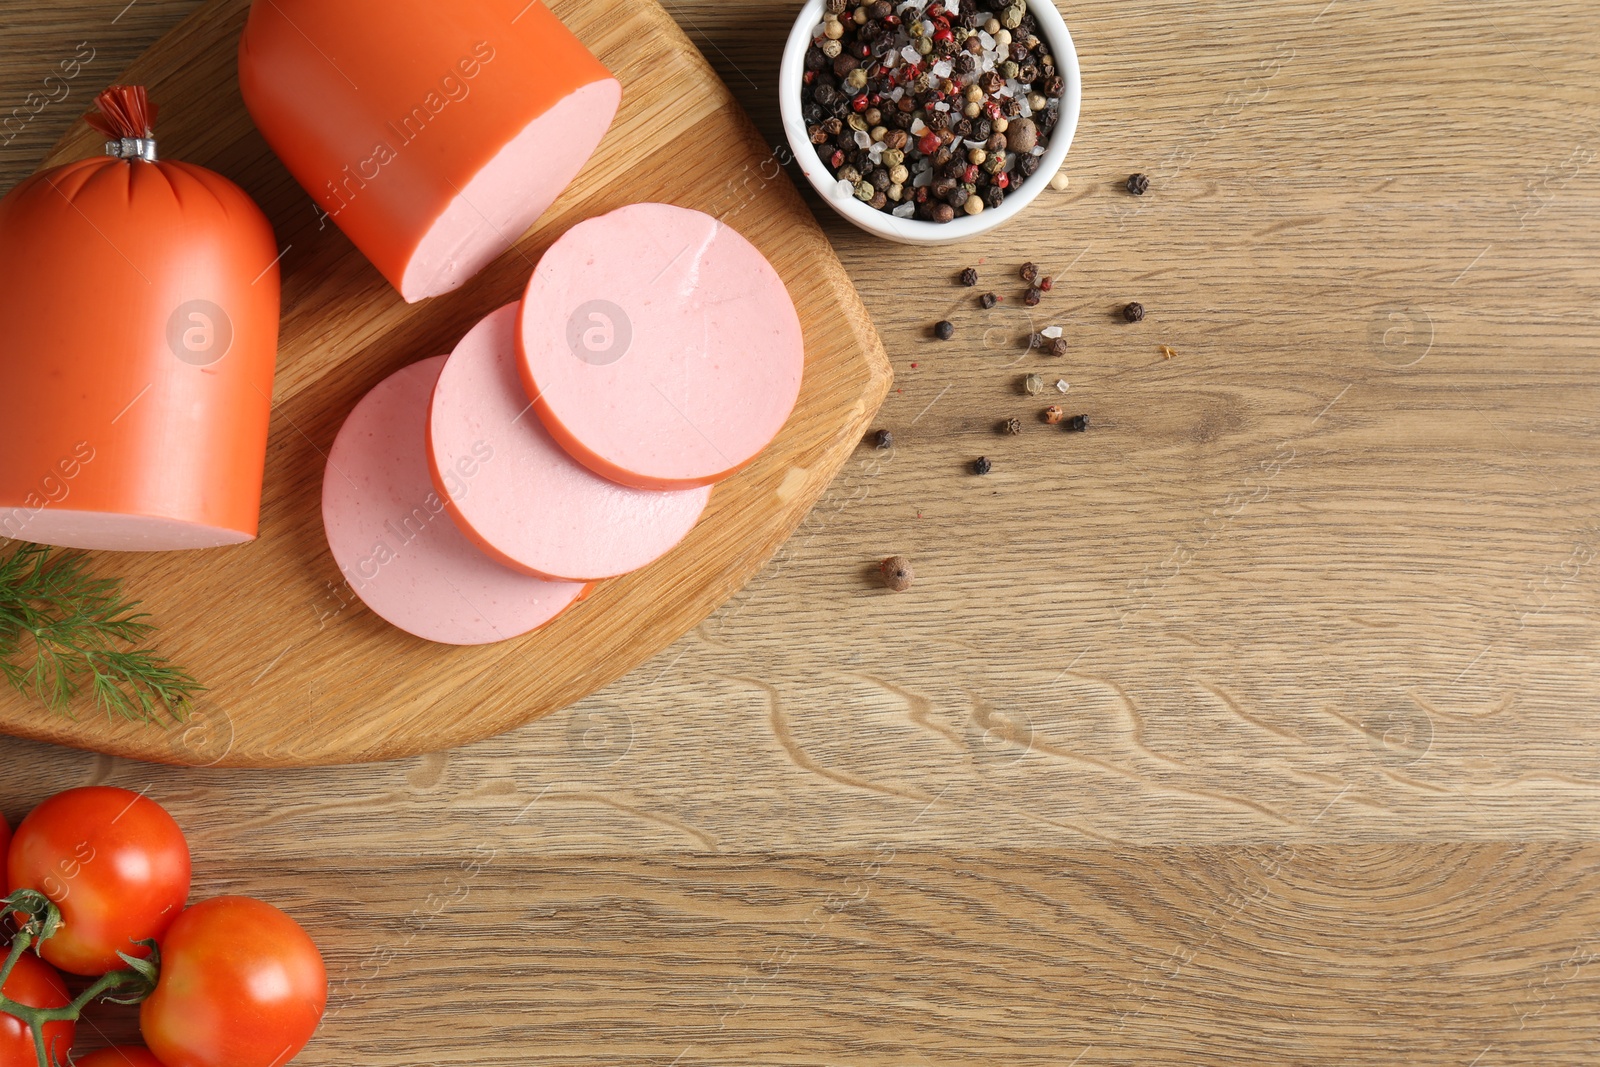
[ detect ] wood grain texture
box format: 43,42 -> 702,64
0,0 -> 892,766
3,0 -> 1600,1063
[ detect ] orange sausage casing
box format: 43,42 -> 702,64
0,133 -> 281,551
238,0 -> 621,303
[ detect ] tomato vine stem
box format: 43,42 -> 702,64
1,890 -> 160,1067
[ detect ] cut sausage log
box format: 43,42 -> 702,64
517,204 -> 804,490
238,0 -> 621,303
429,304 -> 711,582
323,356 -> 585,645
0,87 -> 280,551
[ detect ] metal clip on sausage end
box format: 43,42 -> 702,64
105,137 -> 158,163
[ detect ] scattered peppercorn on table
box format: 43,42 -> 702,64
4,1 -> 1600,1065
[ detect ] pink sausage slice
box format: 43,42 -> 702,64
323,356 -> 584,645
429,304 -> 711,582
517,204 -> 804,490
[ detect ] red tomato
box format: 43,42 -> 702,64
140,897 -> 326,1067
0,950 -> 74,1067
7,787 -> 191,976
69,1048 -> 167,1067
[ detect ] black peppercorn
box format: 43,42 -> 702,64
880,555 -> 914,592
1049,337 -> 1068,357
934,320 -> 955,340
1064,414 -> 1089,433
1001,417 -> 1022,435
1024,287 -> 1043,307
979,292 -> 999,310
985,186 -> 1005,209
874,429 -> 893,450
959,267 -> 979,287
1127,173 -> 1150,196
930,202 -> 956,223
1123,302 -> 1146,323
973,457 -> 992,476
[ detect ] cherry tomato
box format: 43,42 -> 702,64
0,950 -> 74,1067
7,787 -> 191,976
70,1047 -> 167,1067
141,897 -> 326,1067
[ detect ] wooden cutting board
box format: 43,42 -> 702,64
0,0 -> 891,767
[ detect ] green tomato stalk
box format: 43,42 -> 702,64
0,889 -> 160,1067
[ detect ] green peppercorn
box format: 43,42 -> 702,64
854,180 -> 875,201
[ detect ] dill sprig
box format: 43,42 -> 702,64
0,542 -> 203,724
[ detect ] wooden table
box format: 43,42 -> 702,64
3,1 -> 1598,1063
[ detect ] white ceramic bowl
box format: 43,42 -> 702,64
780,0 -> 1082,245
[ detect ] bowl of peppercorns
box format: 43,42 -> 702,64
781,0 -> 1080,244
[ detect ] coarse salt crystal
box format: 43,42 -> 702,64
946,0 -> 959,13
910,117 -> 927,135
934,101 -> 950,112
890,86 -> 906,101
855,131 -> 872,149
893,201 -> 917,218
833,180 -> 855,200
902,45 -> 921,64
1018,100 -> 1032,118
1042,326 -> 1063,339
1032,145 -> 1046,156
978,31 -> 995,50
1056,380 -> 1070,393
913,168 -> 933,188
964,138 -> 987,150
932,59 -> 953,78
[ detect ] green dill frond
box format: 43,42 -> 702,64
0,541 -> 203,724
